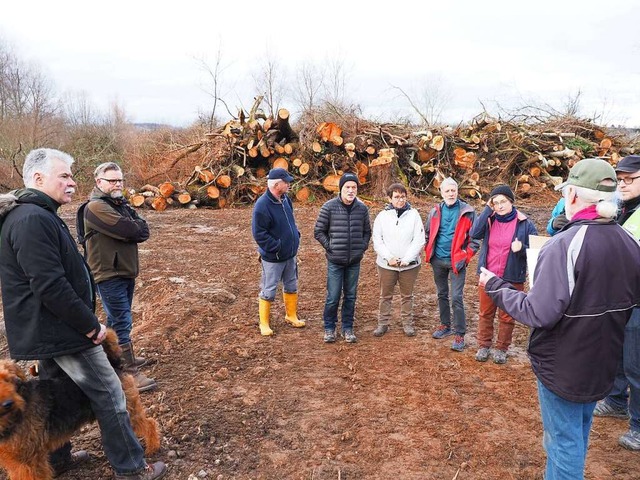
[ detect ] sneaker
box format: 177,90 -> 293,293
323,329 -> 336,343
619,430 -> 640,450
373,325 -> 388,337
403,324 -> 416,337
343,329 -> 357,343
492,349 -> 507,364
593,400 -> 630,419
475,347 -> 491,362
52,450 -> 90,478
432,325 -> 453,339
451,335 -> 465,352
114,462 -> 168,480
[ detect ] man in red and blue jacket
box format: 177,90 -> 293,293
425,178 -> 479,351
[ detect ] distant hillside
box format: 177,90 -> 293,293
133,123 -> 175,131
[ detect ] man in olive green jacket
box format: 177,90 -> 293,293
84,162 -> 156,392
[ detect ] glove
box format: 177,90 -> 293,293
552,214 -> 568,231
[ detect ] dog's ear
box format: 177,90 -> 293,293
0,361 -> 27,383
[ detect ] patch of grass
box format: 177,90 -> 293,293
564,136 -> 594,155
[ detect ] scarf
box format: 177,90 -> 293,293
494,208 -> 517,223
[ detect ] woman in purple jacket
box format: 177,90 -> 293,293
470,184 -> 538,364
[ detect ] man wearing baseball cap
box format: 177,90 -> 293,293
593,154 -> 640,451
251,167 -> 305,336
479,158 -> 640,477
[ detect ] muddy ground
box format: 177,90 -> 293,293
0,195 -> 637,480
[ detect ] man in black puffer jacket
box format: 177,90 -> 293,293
314,172 -> 371,343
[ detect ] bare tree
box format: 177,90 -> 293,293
252,50 -> 287,117
322,54 -> 350,107
196,44 -> 230,130
0,41 -> 58,153
293,61 -> 324,114
392,74 -> 451,127
563,89 -> 582,117
62,90 -> 97,127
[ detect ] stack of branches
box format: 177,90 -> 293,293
127,103 -> 640,210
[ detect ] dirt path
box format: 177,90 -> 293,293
0,198 -> 635,479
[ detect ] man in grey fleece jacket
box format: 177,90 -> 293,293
479,159 -> 640,479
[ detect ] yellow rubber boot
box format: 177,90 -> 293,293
283,292 -> 305,327
259,298 -> 274,336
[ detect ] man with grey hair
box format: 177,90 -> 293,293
83,161 -> 156,392
479,158 -> 640,478
425,177 -> 479,351
0,149 -> 166,479
251,167 -> 304,336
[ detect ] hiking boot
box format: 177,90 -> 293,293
114,462 -> 167,480
373,325 -> 388,337
122,343 -> 157,393
343,329 -> 357,343
619,430 -> 640,450
593,400 -> 630,419
492,349 -> 508,364
323,329 -> 336,343
432,325 -> 453,339
451,335 -> 465,352
475,347 -> 491,362
52,450 -> 90,477
403,324 -> 416,337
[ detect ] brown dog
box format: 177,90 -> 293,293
0,329 -> 160,480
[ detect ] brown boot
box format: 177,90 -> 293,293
130,340 -> 148,368
121,342 -> 157,392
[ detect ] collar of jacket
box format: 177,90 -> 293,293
384,201 -> 412,210
266,189 -> 287,204
15,188 -> 60,213
90,186 -> 128,206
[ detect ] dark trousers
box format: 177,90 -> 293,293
431,257 -> 467,335
323,261 -> 361,331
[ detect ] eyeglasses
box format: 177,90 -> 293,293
492,199 -> 511,206
391,195 -> 407,200
617,175 -> 640,185
100,178 -> 124,185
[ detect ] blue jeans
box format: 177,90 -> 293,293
605,307 -> 640,432
431,257 -> 467,335
537,380 -> 596,480
97,277 -> 135,345
259,257 -> 298,301
40,347 -> 146,475
323,261 -> 361,331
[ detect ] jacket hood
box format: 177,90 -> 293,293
0,192 -> 19,220
0,188 -> 59,233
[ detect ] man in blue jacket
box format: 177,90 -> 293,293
314,172 -> 371,343
251,167 -> 304,336
479,159 -> 640,479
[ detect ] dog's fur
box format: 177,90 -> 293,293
0,329 -> 160,480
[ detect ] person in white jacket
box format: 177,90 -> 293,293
372,183 -> 426,337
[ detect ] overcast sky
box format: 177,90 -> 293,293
2,0 -> 639,127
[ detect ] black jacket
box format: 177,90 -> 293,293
0,189 -> 100,360
314,196 -> 371,266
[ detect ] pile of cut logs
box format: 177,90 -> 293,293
127,99 -> 640,210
